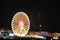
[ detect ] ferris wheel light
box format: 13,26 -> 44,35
11,12 -> 30,37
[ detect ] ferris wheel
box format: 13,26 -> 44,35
11,12 -> 30,37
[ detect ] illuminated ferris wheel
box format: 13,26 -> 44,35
11,12 -> 30,37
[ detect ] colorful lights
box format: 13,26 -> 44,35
11,12 -> 30,37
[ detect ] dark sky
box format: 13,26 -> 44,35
0,0 -> 57,32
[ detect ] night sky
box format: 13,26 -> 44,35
0,0 -> 57,32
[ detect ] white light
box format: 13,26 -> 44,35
9,33 -> 14,36
19,20 -> 24,30
34,36 -> 44,38
0,32 -> 1,35
40,24 -> 42,27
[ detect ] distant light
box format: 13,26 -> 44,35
40,24 -> 42,27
